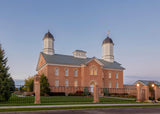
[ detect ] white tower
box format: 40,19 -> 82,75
43,31 -> 55,55
102,31 -> 114,62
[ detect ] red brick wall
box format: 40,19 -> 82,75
37,58 -> 124,89
103,69 -> 123,88
81,60 -> 103,88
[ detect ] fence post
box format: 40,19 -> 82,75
136,83 -> 141,102
154,86 -> 158,100
93,84 -> 99,103
143,85 -> 149,101
34,74 -> 41,104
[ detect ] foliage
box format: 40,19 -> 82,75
40,74 -> 50,96
83,87 -> 89,96
149,97 -> 154,100
103,88 -> 109,95
0,44 -> 15,101
68,91 -> 85,96
158,98 -> 160,101
9,77 -> 15,92
24,76 -> 34,92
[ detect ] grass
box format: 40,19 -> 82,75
1,105 -> 160,112
0,95 -> 136,106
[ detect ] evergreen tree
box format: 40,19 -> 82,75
0,44 -> 15,101
40,74 -> 50,96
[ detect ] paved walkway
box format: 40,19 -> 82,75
104,96 -> 136,100
1,107 -> 160,114
0,103 -> 160,109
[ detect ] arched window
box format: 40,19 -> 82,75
90,65 -> 97,75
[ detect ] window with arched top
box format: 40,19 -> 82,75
90,65 -> 97,75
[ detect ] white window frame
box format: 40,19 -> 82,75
65,68 -> 69,76
109,73 -> 111,79
116,82 -> 119,88
116,73 -> 118,79
65,80 -> 69,87
55,80 -> 59,87
74,80 -> 78,87
55,68 -> 59,76
74,69 -> 78,77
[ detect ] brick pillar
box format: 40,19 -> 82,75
143,85 -> 149,101
93,84 -> 99,103
136,84 -> 141,102
34,74 -> 41,104
154,86 -> 158,100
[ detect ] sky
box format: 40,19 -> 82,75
0,0 -> 160,84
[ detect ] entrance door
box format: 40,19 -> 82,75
90,84 -> 94,93
142,89 -> 145,101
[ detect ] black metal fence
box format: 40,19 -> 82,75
0,85 -> 34,104
0,85 -> 137,105
40,86 -> 93,104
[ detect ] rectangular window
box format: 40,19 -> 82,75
74,80 -> 78,87
109,73 -> 111,79
116,73 -> 118,79
116,82 -> 119,88
109,81 -> 111,88
74,69 -> 78,77
55,68 -> 59,76
65,69 -> 68,76
65,80 -> 68,87
55,80 -> 59,87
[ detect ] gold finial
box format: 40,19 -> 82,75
107,30 -> 109,37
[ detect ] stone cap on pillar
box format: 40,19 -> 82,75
34,74 -> 40,83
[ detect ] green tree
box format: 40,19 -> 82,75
9,77 -> 15,92
0,44 -> 15,101
40,74 -> 50,96
24,76 -> 34,92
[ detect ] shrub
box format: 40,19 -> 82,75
158,98 -> 160,101
103,88 -> 109,95
40,74 -> 50,96
149,97 -> 154,100
68,93 -> 74,96
84,87 -> 89,96
48,92 -> 65,96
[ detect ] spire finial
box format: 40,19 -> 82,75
107,30 -> 109,37
48,29 -> 50,33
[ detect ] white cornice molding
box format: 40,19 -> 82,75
47,63 -> 81,67
103,68 -> 123,71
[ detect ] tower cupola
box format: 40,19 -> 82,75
102,31 -> 114,62
43,31 -> 55,55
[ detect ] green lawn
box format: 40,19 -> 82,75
0,94 -> 136,106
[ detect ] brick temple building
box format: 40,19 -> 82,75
36,31 -> 125,91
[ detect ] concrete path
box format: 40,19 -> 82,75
104,96 -> 136,100
1,107 -> 160,114
0,103 -> 160,109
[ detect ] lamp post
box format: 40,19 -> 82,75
136,83 -> 141,102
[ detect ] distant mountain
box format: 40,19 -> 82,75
14,79 -> 24,86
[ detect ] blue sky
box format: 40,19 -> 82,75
0,0 -> 160,84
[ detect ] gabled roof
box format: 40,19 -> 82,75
39,52 -> 125,70
135,80 -> 160,86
